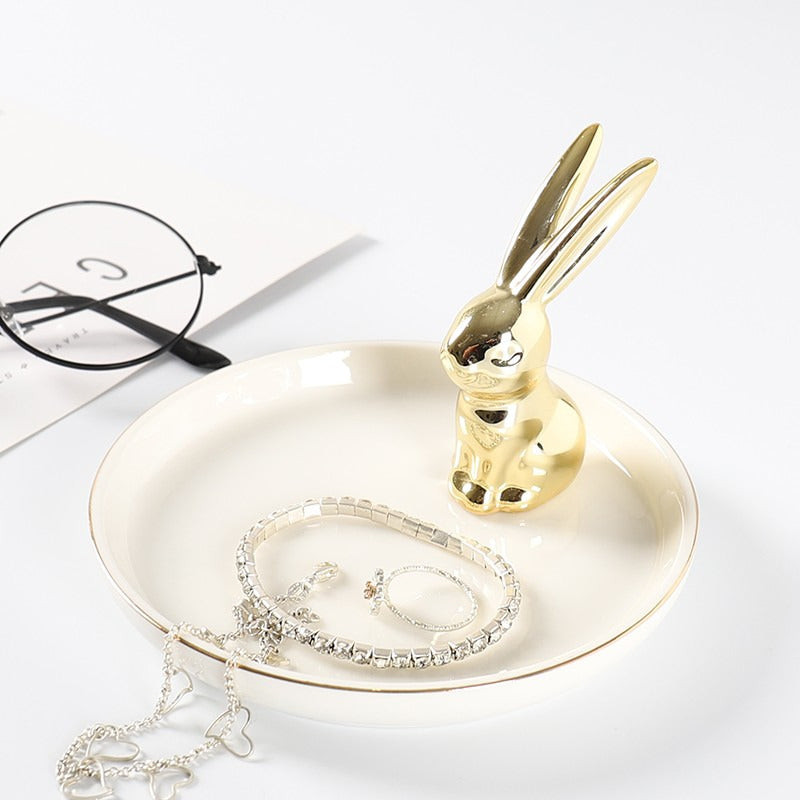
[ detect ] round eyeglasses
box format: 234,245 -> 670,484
0,200 -> 230,371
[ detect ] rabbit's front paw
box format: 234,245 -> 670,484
450,470 -> 494,513
497,486 -> 538,512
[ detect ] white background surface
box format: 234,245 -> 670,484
1,2 -> 797,797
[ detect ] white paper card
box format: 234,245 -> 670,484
0,103 -> 358,454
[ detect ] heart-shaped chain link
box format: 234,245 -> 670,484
149,765 -> 194,800
161,667 -> 194,715
58,552 -> 343,798
204,705 -> 254,758
84,730 -> 141,763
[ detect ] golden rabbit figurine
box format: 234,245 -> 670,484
440,124 -> 657,514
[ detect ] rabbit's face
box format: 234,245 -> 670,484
440,286 -> 550,396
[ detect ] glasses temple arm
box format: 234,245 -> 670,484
6,295 -> 230,370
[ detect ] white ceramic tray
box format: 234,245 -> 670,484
90,342 -> 697,726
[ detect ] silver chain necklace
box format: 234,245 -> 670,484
55,574 -> 336,800
57,622 -> 251,800
57,497 -> 521,799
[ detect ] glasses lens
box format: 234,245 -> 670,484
0,202 -> 202,368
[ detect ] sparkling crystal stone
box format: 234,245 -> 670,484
411,648 -> 432,668
431,529 -> 449,547
498,613 -> 513,631
339,497 -> 356,515
484,623 -> 502,644
312,633 -> 333,653
302,499 -> 322,518
387,510 -> 404,530
391,649 -> 412,668
351,644 -> 372,665
294,625 -> 314,643
451,641 -> 470,661
432,647 -> 452,666
468,632 -> 488,653
355,499 -> 373,518
371,648 -> 392,668
320,497 -> 339,515
332,638 -> 354,659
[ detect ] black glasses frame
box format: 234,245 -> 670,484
0,200 -> 230,371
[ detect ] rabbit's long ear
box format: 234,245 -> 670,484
497,124 -> 603,288
509,157 -> 657,305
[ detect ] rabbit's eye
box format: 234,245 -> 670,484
491,351 -> 523,368
488,338 -> 523,368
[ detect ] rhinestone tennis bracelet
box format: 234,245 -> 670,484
236,496 -> 522,669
